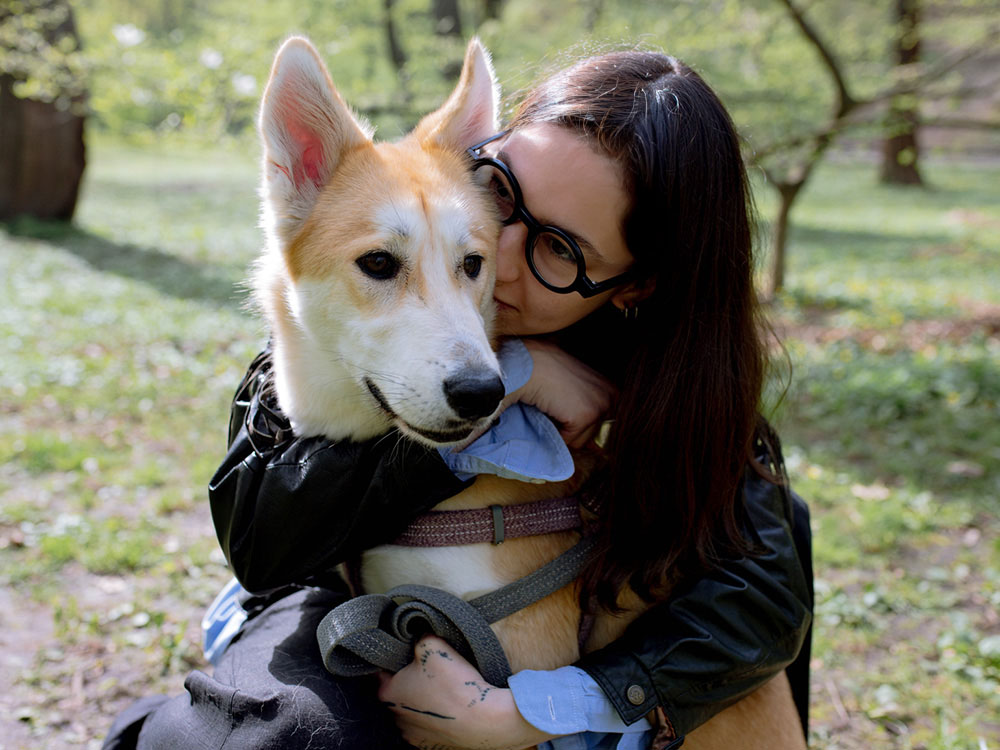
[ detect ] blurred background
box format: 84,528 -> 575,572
1,1 -> 998,748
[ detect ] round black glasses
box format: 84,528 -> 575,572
466,132 -> 633,299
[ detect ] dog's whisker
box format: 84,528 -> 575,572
373,431 -> 400,453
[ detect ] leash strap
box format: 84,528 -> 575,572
316,535 -> 595,687
466,535 -> 595,623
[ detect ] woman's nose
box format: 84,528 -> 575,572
495,224 -> 527,283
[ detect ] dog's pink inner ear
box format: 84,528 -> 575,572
272,81 -> 330,190
280,114 -> 326,190
286,119 -> 326,189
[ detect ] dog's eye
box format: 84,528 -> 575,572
357,251 -> 400,280
463,254 -> 483,279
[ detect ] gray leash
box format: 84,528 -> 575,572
316,535 -> 595,687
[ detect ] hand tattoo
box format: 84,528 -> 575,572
464,680 -> 493,708
398,704 -> 457,721
419,646 -> 455,670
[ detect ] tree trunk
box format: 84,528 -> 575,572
584,0 -> 604,32
382,0 -> 412,106
766,181 -> 803,299
0,75 -> 85,221
432,0 -> 463,80
0,1 -> 86,221
761,0 -> 863,297
880,0 -> 924,185
383,0 -> 408,74
432,0 -> 463,36
483,0 -> 504,20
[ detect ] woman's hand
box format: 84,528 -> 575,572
514,339 -> 616,449
377,636 -> 557,750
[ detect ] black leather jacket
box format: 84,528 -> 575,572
209,350 -> 813,742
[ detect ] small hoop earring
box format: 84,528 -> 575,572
620,304 -> 639,321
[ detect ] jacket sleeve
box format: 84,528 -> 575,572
574,463 -> 813,739
208,350 -> 472,594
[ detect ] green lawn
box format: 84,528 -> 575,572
762,159 -> 1000,748
1,139 -> 997,748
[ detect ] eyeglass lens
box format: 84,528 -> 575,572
479,164 -> 581,290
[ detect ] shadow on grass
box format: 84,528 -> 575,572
783,224 -> 955,259
3,217 -> 245,310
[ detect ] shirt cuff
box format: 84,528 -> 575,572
509,666 -> 653,736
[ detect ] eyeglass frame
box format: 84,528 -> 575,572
466,131 -> 635,299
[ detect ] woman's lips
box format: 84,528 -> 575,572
493,296 -> 516,312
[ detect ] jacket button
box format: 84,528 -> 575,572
626,684 -> 645,706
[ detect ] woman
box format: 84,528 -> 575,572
104,49 -> 812,750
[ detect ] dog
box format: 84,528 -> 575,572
254,36 -> 806,750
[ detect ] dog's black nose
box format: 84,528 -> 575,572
443,370 -> 505,421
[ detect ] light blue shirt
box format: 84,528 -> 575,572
436,338 -> 575,484
204,338 -> 651,749
510,667 -> 652,750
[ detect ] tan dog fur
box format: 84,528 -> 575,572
256,36 -> 805,749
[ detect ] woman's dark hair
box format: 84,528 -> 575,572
510,50 -> 777,609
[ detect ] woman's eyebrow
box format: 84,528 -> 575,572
560,227 -> 602,264
495,148 -> 604,264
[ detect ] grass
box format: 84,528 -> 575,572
758,160 -> 1000,748
0,138 -> 260,748
1,138 -> 998,749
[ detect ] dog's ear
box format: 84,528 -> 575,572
259,37 -> 373,240
413,38 -> 499,152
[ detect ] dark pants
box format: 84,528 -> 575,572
103,587 -> 409,750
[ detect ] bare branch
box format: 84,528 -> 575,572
920,116 -> 1000,131
748,25 -> 1000,162
921,79 -> 1000,101
750,105 -> 1000,165
866,27 -> 1000,104
759,164 -> 781,188
774,0 -> 856,115
748,112 -> 871,163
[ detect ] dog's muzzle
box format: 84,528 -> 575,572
364,373 -> 501,445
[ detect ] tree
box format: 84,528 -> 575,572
432,0 -> 464,79
880,0 -> 924,185
0,0 -> 87,221
482,0 -> 505,21
432,0 -> 463,37
748,0 -> 997,297
754,0 -> 862,298
384,0 -> 409,82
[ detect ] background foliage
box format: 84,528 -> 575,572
5,0 -> 988,151
1,1 -> 999,749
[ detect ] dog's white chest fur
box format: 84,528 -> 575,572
359,544 -> 503,600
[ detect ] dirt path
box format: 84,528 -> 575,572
0,587 -> 55,749
0,551 -> 223,749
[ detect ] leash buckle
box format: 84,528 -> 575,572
489,504 -> 505,545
